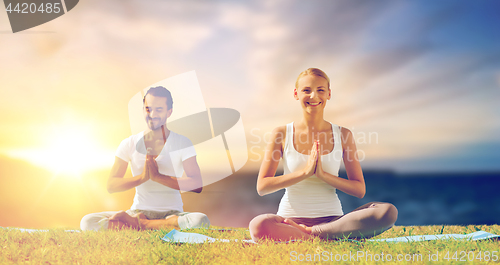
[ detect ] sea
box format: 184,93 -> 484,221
184,170 -> 500,227
339,170 -> 500,226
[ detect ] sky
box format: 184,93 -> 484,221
0,0 -> 499,228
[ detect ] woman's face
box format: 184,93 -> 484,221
294,74 -> 331,111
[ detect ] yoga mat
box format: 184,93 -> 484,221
0,227 -> 80,233
367,231 -> 500,243
5,227 -> 498,244
161,229 -> 255,244
161,230 -> 499,244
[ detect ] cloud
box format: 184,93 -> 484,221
213,1 -> 398,118
64,1 -> 215,55
338,51 -> 500,124
2,0 -> 500,172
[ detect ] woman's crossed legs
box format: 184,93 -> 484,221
249,202 -> 398,242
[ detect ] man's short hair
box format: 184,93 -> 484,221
143,86 -> 173,110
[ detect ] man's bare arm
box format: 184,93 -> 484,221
148,156 -> 203,193
107,157 -> 150,193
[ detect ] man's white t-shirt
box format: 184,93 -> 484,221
115,131 -> 197,212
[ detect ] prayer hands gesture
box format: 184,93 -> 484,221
144,147 -> 161,182
303,140 -> 325,178
146,154 -> 161,182
138,148 -> 161,184
139,158 -> 151,183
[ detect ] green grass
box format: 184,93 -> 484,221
1,225 -> 499,264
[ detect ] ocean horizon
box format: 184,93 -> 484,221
337,170 -> 500,226
182,170 -> 500,227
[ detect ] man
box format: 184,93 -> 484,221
80,86 -> 210,230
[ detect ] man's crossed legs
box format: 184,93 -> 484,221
80,209 -> 210,231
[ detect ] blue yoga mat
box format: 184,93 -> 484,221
1,227 -> 80,233
367,231 -> 499,242
161,230 -> 499,244
4,227 -> 498,244
161,229 -> 256,244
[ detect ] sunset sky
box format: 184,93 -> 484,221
1,0 -> 499,228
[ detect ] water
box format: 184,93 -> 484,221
183,170 -> 500,227
337,171 -> 500,226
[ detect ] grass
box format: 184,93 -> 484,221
1,225 -> 499,264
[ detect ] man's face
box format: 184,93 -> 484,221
143,94 -> 172,130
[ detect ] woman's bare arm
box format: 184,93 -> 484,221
315,128 -> 366,198
256,126 -> 317,196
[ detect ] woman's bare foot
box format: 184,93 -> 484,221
109,211 -> 141,230
283,218 -> 312,234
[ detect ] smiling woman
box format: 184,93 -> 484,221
6,125 -> 114,178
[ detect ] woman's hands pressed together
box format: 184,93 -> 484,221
303,140 -> 327,178
315,141 -> 326,178
303,140 -> 319,178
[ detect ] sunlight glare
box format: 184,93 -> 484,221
6,126 -> 114,178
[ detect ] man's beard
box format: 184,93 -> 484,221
147,117 -> 165,130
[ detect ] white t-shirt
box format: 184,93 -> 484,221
115,131 -> 197,212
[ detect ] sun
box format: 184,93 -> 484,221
6,125 -> 115,178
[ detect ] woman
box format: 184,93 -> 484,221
249,68 -> 397,241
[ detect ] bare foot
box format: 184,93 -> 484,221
132,212 -> 148,220
283,219 -> 312,234
109,211 -> 141,230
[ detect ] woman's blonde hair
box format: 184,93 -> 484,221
295,68 -> 330,89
